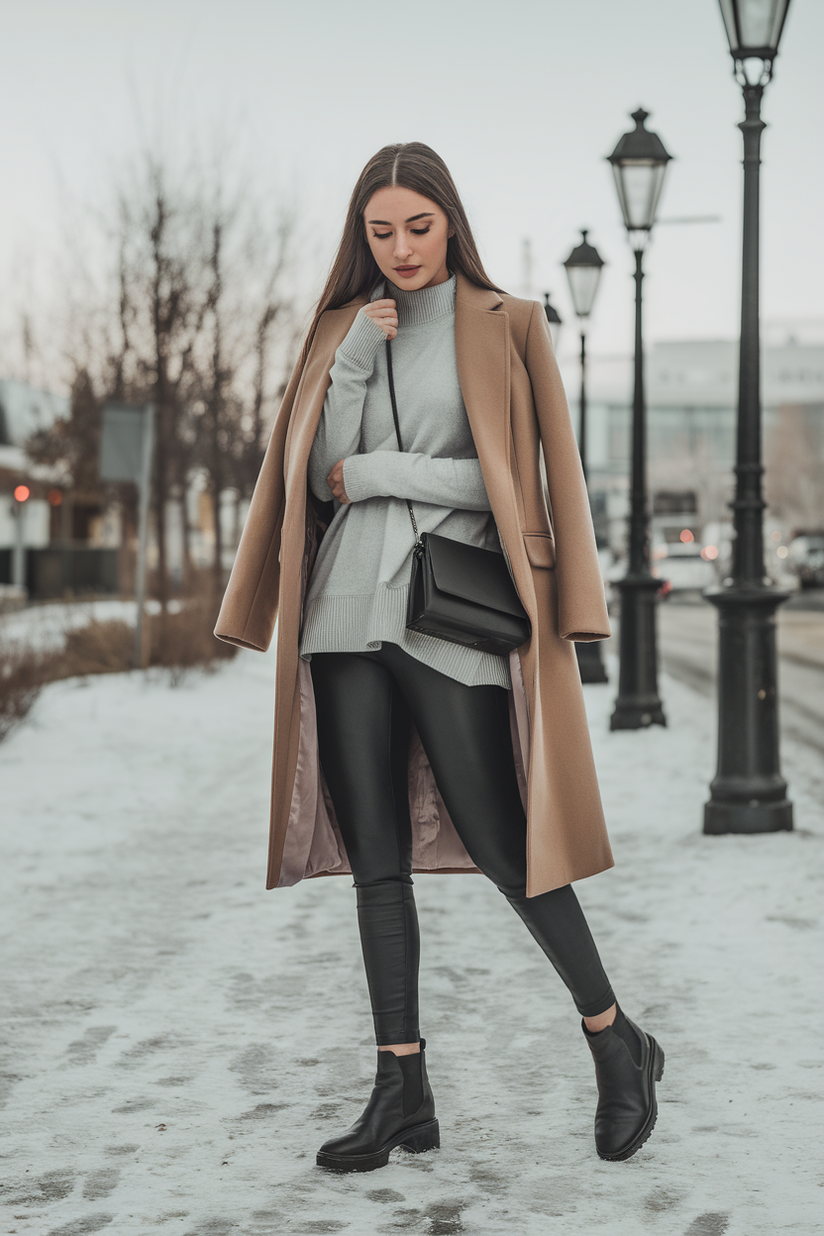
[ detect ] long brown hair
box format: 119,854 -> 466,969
299,142 -> 504,366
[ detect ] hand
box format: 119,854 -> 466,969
362,298 -> 398,340
326,459 -> 351,504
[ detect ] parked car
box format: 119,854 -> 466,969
787,535 -> 824,589
649,518 -> 717,592
650,541 -> 716,591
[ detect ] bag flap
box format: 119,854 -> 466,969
424,534 -> 526,618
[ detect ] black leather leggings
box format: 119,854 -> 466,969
310,643 -> 615,1044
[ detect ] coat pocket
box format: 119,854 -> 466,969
523,532 -> 556,569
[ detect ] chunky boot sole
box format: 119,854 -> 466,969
597,1037 -> 665,1163
316,1118 -> 440,1173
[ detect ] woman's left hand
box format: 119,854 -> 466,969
326,459 -> 351,504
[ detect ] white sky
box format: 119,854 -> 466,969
1,0 -> 822,374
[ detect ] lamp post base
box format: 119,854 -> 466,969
703,582 -> 793,835
610,699 -> 666,729
703,798 -> 793,835
576,641 -> 609,684
610,573 -> 666,730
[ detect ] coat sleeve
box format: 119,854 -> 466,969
213,354 -> 304,651
524,301 -> 611,642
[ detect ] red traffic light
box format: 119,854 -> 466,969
14,485 -> 31,502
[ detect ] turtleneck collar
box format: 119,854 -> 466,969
373,273 -> 457,327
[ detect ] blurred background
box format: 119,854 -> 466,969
1,0 -> 822,614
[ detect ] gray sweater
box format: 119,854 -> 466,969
299,274 -> 511,689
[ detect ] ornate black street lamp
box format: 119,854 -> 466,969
563,230 -> 608,684
607,109 -> 672,730
704,0 -> 794,834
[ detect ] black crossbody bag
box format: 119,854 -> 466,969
384,336 -> 531,656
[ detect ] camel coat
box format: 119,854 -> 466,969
215,273 -> 614,896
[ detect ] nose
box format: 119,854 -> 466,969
393,231 -> 413,261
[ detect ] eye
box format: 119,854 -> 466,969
411,227 -> 431,235
373,231 -> 392,240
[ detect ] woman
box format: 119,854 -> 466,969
215,142 -> 664,1171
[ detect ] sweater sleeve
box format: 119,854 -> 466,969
342,450 -> 492,512
307,311 -> 386,502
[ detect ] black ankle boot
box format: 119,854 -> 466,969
316,1039 -> 439,1172
583,1009 -> 664,1161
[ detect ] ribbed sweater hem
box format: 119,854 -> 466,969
299,585 -> 512,689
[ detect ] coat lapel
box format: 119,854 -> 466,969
454,274 -> 512,505
454,274 -> 527,592
454,273 -> 508,462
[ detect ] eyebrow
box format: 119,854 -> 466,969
367,212 -> 435,225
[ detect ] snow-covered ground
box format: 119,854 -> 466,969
0,598 -> 175,653
1,646 -> 822,1235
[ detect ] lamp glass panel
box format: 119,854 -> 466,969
613,161 -> 666,230
565,264 -> 602,318
718,0 -> 789,51
737,0 -> 786,47
718,0 -> 738,49
647,162 -> 668,225
611,164 -> 629,227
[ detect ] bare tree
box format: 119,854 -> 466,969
188,188 -> 295,591
28,142 -> 299,607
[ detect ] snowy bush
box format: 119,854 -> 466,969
0,601 -> 236,740
0,645 -> 47,741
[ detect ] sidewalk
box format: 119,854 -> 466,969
1,646 -> 821,1235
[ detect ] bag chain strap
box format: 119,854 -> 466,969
385,335 -> 424,558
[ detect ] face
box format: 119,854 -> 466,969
363,185 -> 454,291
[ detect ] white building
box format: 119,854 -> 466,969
558,333 -> 824,576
